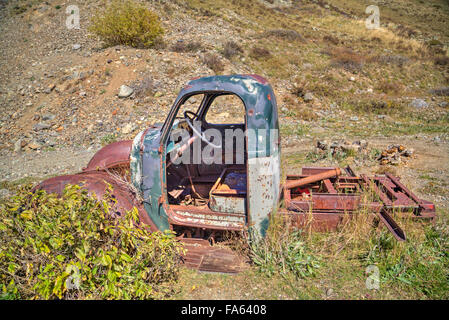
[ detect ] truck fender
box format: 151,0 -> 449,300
83,140 -> 132,172
33,172 -> 158,231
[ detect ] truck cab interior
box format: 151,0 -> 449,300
164,92 -> 249,235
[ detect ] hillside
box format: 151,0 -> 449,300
0,0 -> 448,299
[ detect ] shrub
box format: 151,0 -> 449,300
263,29 -> 305,42
89,0 -> 164,48
222,41 -> 243,59
328,47 -> 364,72
202,53 -> 224,73
0,184 -> 183,299
249,46 -> 272,60
100,133 -> 117,146
133,76 -> 156,98
170,40 -> 203,53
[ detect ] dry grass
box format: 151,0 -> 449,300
249,46 -> 272,60
222,41 -> 243,59
327,47 -> 364,72
262,29 -> 305,42
202,53 -> 224,73
376,80 -> 403,94
170,40 -> 203,53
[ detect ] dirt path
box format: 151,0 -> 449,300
0,147 -> 97,181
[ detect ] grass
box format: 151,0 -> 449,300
172,205 -> 449,299
100,133 -> 118,146
202,53 -> 224,73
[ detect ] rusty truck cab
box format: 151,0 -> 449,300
130,75 -> 281,239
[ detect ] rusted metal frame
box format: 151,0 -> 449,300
168,205 -> 246,232
285,168 -> 341,190
358,175 -> 406,240
385,173 -> 425,208
278,208 -> 346,232
374,176 -> 416,208
360,174 -> 393,206
376,209 -> 406,241
323,179 -> 337,193
286,194 -> 361,212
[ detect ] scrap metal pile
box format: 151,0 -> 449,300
280,166 -> 436,241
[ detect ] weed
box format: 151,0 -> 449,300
327,47 -> 364,72
249,215 -> 320,279
222,41 -> 243,59
434,55 -> 449,66
249,46 -> 272,60
133,76 -> 156,98
100,133 -> 117,146
0,184 -> 183,299
263,29 -> 305,42
202,53 -> 224,73
170,41 -> 203,53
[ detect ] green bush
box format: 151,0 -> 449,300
0,184 -> 183,300
89,0 -> 164,48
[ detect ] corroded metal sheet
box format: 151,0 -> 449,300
83,140 -> 132,172
180,238 -> 249,273
248,155 -> 281,237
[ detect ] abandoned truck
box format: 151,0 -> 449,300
35,74 -> 436,272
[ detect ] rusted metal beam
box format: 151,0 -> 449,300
285,168 -> 341,190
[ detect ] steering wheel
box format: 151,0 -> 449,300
183,111 -> 222,149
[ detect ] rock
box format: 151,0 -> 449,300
409,98 -> 428,108
122,123 -> 135,134
33,122 -> 51,131
73,44 -> 81,50
302,63 -> 313,69
349,76 -> 355,81
45,138 -> 57,147
303,92 -> 314,102
118,85 -> 134,98
402,148 -> 414,157
350,116 -> 359,121
44,84 -> 56,94
438,101 -> 448,108
79,91 -> 87,97
355,139 -> 368,148
316,140 -> 328,150
42,113 -> 55,121
27,140 -> 42,150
